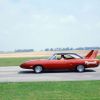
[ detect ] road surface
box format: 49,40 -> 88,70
0,66 -> 100,82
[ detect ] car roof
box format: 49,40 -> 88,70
53,53 -> 78,55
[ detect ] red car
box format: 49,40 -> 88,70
20,50 -> 100,73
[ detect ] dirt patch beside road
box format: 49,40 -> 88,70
0,50 -> 100,58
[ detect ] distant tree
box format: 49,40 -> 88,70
75,47 -> 84,50
45,48 -> 49,51
50,48 -> 53,51
15,49 -> 34,52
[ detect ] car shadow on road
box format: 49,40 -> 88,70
85,69 -> 96,72
18,69 -> 96,74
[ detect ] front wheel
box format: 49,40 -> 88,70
34,66 -> 43,73
76,65 -> 85,72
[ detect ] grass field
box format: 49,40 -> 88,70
97,56 -> 100,59
0,56 -> 49,66
0,81 -> 100,100
0,56 -> 100,66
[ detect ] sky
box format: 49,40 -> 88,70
0,0 -> 100,51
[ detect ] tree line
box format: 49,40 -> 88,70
44,47 -> 100,51
15,49 -> 34,52
8,47 -> 100,53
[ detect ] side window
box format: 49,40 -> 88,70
56,55 -> 61,60
64,55 -> 73,59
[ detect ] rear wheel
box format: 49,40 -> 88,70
34,65 -> 43,73
76,65 -> 85,72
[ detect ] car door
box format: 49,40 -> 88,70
44,59 -> 66,70
45,58 -> 75,70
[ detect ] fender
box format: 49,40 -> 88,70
85,61 -> 97,65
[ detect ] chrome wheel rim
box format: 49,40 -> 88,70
34,66 -> 42,73
77,65 -> 85,72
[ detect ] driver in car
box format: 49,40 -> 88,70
61,55 -> 66,60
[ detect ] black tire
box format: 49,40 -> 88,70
34,65 -> 43,73
76,65 -> 85,72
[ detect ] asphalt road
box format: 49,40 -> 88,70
0,66 -> 100,82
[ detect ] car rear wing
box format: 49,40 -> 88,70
85,50 -> 98,59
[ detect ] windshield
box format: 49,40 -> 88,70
48,54 -> 57,60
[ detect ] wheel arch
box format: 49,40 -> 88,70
75,64 -> 85,72
33,64 -> 44,69
75,64 -> 86,68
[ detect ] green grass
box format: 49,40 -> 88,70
97,56 -> 100,59
0,81 -> 100,100
0,57 -> 48,66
